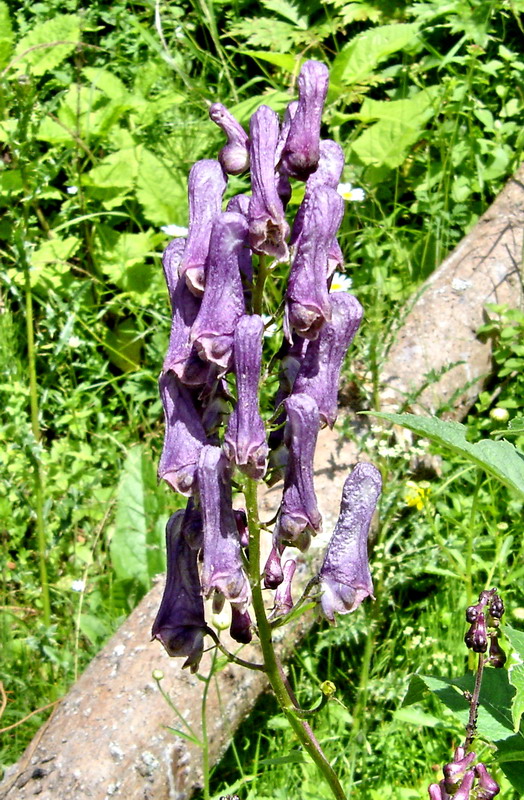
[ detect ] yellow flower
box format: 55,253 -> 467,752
404,480 -> 431,510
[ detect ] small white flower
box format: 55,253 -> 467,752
68,335 -> 81,348
71,579 -> 85,592
337,183 -> 366,202
66,186 -> 78,195
330,272 -> 353,292
160,224 -> 189,237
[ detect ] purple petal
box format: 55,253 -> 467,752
151,510 -> 206,673
230,606 -> 253,644
223,315 -> 268,479
293,293 -> 363,427
475,763 -> 500,799
226,194 -> 253,283
248,105 -> 290,261
277,394 -> 322,549
290,140 -> 345,247
280,61 -> 329,180
452,771 -> 476,800
190,211 -> 248,371
158,372 -> 207,496
209,102 -> 250,175
319,462 -> 381,622
180,159 -> 227,296
428,786 -> 444,800
163,265 -> 211,386
264,541 -> 284,589
272,557 -> 297,617
198,445 -> 251,610
162,238 -> 186,311
285,185 -> 345,340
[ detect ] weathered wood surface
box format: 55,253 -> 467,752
1,164 -> 523,800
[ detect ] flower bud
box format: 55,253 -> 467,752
475,763 -> 500,799
488,632 -> 506,667
209,102 -> 250,175
464,611 -> 488,652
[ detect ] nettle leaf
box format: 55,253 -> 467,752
95,228 -> 157,293
83,146 -> 143,189
330,22 -> 420,89
369,413 -> 524,499
356,86 -> 440,124
135,148 -> 187,226
0,2 -> 13,70
82,67 -> 128,100
503,625 -> 524,733
261,0 -> 308,28
14,14 -> 81,77
110,446 -> 167,589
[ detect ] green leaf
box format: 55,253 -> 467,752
357,86 -> 439,123
8,235 -> 81,291
82,67 -> 128,100
237,50 -> 298,73
95,229 -> 157,294
135,149 -> 187,226
83,146 -> 142,189
330,23 -> 420,88
0,1 -> 13,70
229,90 -> 292,125
14,14 -> 81,76
262,0 -> 308,28
110,446 -> 167,588
393,707 -> 443,727
368,413 -> 524,498
503,625 -> 524,733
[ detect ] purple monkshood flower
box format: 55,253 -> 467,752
158,372 -> 207,496
293,293 -> 363,428
151,511 -> 206,673
209,102 -> 250,175
319,462 -> 382,622
179,159 -> 227,296
443,751 -> 476,791
280,61 -> 329,180
223,314 -> 268,480
290,140 -> 345,247
230,607 -> 253,644
285,185 -> 345,341
264,541 -> 284,588
226,194 -> 253,283
163,260 -> 211,386
453,770 -> 476,800
198,445 -> 251,611
162,238 -> 186,311
272,557 -> 297,617
277,394 -> 322,551
475,763 -> 500,799
248,105 -> 290,261
191,211 -> 248,371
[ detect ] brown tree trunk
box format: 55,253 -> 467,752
1,165 -> 523,800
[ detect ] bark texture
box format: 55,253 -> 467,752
1,165 -> 523,800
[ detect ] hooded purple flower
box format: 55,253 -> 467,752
162,238 -> 186,311
319,462 -> 381,622
158,372 -> 207,496
264,541 -> 284,589
272,557 -> 297,617
198,445 -> 251,611
163,264 -> 211,386
223,314 -> 268,479
226,194 -> 253,283
248,105 -> 289,261
151,511 -> 206,673
293,292 -> 363,428
285,185 -> 345,340
190,211 -> 248,371
209,102 -> 250,175
230,606 -> 253,644
453,770 -> 476,800
279,61 -> 329,180
290,140 -> 345,247
179,159 -> 227,296
475,764 -> 500,799
276,394 -> 322,550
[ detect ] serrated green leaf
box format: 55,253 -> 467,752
262,0 -> 308,28
351,115 -> 431,170
368,413 -> 524,498
330,23 -> 420,88
0,2 -> 13,70
82,67 -> 128,100
503,625 -> 524,732
83,146 -> 142,189
135,149 -> 186,226
357,86 -> 439,123
95,229 -> 156,293
14,14 -> 81,76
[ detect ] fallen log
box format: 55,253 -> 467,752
1,164 -> 523,800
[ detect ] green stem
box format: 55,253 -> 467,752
20,238 -> 51,626
466,471 -> 482,670
253,255 -> 268,316
244,478 -> 347,800
201,648 -> 217,800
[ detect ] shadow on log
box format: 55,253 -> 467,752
1,165 -> 523,800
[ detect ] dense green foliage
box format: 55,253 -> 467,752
1,0 -> 523,796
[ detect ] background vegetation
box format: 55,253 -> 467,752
1,0 -> 523,797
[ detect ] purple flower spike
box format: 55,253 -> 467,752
224,315 -> 268,479
180,159 -> 227,296
280,61 -> 329,180
290,140 -> 345,247
293,293 -> 363,428
230,606 -> 253,644
209,102 -> 250,175
248,105 -> 290,261
198,445 -> 251,611
151,511 -> 206,673
475,764 -> 500,799
319,462 -> 381,622
285,186 -> 345,340
158,373 -> 207,496
162,238 -> 186,311
452,770 -> 475,800
191,212 -> 248,371
277,394 -> 322,549
272,557 -> 297,617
